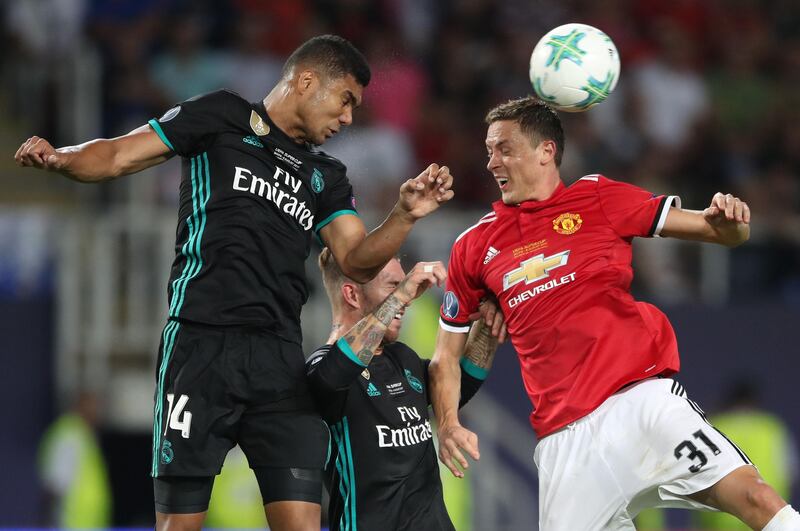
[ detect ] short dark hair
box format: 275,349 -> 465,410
283,35 -> 371,87
485,96 -> 565,166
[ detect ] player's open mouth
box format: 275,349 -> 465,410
497,178 -> 509,190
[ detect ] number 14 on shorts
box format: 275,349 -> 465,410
165,393 -> 193,439
674,429 -> 722,473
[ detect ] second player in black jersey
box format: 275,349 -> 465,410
15,35 -> 456,531
307,249 -> 499,530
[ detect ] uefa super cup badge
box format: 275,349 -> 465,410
553,213 -> 583,235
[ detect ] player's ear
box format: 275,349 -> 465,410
295,69 -> 318,96
341,283 -> 361,310
539,139 -> 557,166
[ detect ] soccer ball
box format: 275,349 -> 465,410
529,23 -> 620,112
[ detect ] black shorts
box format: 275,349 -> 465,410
151,320 -> 330,479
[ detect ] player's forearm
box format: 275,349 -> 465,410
52,125 -> 171,183
430,354 -> 463,427
463,319 -> 498,374
343,206 -> 416,282
341,294 -> 406,366
50,140 -> 123,182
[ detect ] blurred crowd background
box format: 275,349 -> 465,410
1,0 -> 799,529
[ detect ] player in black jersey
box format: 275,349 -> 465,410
15,35 -> 455,531
307,248 -> 499,531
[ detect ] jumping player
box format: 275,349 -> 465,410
429,96 -> 800,530
15,35 -> 454,531
307,249 -> 498,530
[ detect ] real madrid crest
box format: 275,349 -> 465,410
553,213 -> 583,235
361,368 -> 370,380
249,110 -> 270,136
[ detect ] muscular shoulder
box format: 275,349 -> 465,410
455,211 -> 498,246
190,88 -> 247,105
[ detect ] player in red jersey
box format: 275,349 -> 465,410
429,96 -> 800,530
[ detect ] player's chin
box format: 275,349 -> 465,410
385,321 -> 402,343
500,191 -> 517,204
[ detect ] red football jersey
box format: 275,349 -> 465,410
440,175 -> 682,437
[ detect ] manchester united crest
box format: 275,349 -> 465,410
553,213 -> 583,235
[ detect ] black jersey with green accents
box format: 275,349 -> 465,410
306,340 -> 486,531
148,89 -> 357,342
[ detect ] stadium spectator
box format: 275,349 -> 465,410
37,391 -> 111,528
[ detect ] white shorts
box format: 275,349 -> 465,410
533,378 -> 753,531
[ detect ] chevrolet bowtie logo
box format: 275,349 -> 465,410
503,250 -> 570,291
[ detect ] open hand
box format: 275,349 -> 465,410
438,423 -> 480,478
397,163 -> 455,220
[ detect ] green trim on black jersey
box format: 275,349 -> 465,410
314,209 -> 359,234
336,337 -> 367,368
152,320 -> 181,477
331,418 -> 357,530
168,153 -> 211,318
460,357 -> 489,381
148,118 -> 175,151
153,152 -> 210,476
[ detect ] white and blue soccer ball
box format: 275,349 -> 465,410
529,23 -> 620,112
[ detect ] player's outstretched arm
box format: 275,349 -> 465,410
430,328 -> 478,478
320,163 -> 454,283
660,192 -> 750,247
14,124 -> 172,183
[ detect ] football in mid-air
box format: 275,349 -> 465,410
529,23 -> 620,112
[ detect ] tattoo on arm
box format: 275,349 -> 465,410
374,294 -> 404,327
464,320 -> 498,371
338,294 -> 407,366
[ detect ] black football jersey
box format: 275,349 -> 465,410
148,90 -> 357,343
307,339 -> 485,531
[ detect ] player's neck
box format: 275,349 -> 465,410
520,171 -> 561,203
262,91 -> 307,145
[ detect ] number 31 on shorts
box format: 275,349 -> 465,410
674,429 -> 721,473
165,393 -> 193,439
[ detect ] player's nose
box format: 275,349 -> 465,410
339,106 -> 353,126
487,152 -> 501,172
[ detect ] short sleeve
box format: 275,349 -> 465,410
440,237 -> 485,333
313,161 -> 358,236
596,177 -> 681,238
148,89 -> 242,157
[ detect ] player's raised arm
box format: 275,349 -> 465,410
308,261 -> 447,390
319,163 -> 455,283
660,192 -> 751,247
14,124 -> 173,183
429,328 -> 477,478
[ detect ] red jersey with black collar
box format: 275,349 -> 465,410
440,175 -> 682,437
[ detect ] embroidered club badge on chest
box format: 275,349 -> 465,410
553,213 -> 583,235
